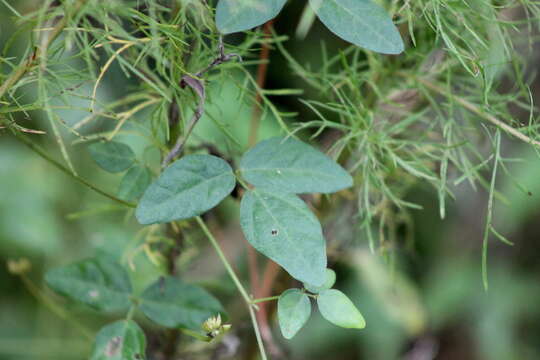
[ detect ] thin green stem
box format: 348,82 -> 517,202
0,60 -> 29,100
482,130 -> 501,291
195,216 -> 250,303
195,216 -> 267,360
0,0 -> 86,100
0,0 -> 22,17
20,275 -> 94,340
7,127 -> 136,208
248,304 -> 267,360
180,328 -> 212,342
125,304 -> 137,322
251,295 -> 280,304
235,172 -> 251,190
407,74 -> 540,148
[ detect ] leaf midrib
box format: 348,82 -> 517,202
93,151 -> 133,161
250,190 -> 320,276
242,167 -> 345,180
50,275 -> 131,298
147,171 -> 233,209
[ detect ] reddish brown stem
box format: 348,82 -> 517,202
248,20 -> 274,147
245,20 -> 285,359
259,260 -> 281,303
246,20 -> 275,299
255,260 -> 281,355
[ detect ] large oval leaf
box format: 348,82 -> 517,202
136,154 -> 235,224
216,0 -> 287,34
88,141 -> 135,173
140,276 -> 224,330
278,289 -> 311,339
240,189 -> 327,285
240,137 -> 353,194
45,257 -> 132,312
317,289 -> 366,329
117,165 -> 152,202
90,320 -> 146,360
309,0 -> 404,54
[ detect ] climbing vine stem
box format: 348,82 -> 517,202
194,216 -> 268,360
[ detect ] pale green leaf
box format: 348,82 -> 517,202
278,289 -> 311,339
304,268 -> 336,293
216,0 -> 287,34
240,137 -> 353,194
135,155 -> 235,224
88,141 -> 135,173
140,276 -> 224,330
117,165 -> 152,202
90,320 -> 146,360
240,189 -> 327,285
45,257 -> 132,312
309,0 -> 404,54
317,289 -> 366,329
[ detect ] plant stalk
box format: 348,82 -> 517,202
6,127 -> 136,208
0,0 -> 86,100
195,216 -> 267,360
409,74 -> 540,147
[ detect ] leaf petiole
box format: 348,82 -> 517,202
251,295 -> 280,304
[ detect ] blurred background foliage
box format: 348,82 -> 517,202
2,0 -> 540,359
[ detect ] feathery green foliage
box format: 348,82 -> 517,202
2,0 -> 540,358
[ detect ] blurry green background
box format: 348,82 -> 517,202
2,1 -> 540,360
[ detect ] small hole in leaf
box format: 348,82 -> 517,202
105,336 -> 123,357
271,229 -> 278,236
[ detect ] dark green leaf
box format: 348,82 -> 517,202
317,289 -> 366,329
117,165 -> 152,202
140,276 -> 224,330
135,154 -> 235,225
88,141 -> 136,173
45,257 -> 132,312
90,320 -> 146,360
309,0 -> 404,54
216,0 -> 287,34
240,189 -> 327,285
304,268 -> 336,293
278,289 -> 311,339
240,137 -> 353,194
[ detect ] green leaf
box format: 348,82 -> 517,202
45,257 -> 132,312
90,320 -> 146,360
304,268 -> 336,293
317,289 -> 366,329
140,276 -> 224,330
135,154 -> 235,225
240,189 -> 327,285
277,289 -> 311,339
88,141 -> 136,173
309,0 -> 404,54
216,0 -> 287,34
240,137 -> 353,194
117,165 -> 152,202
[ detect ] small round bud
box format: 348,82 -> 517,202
201,314 -> 231,339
